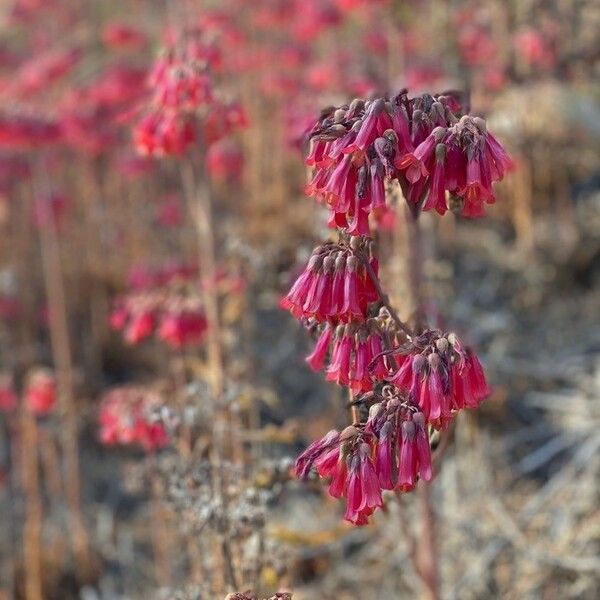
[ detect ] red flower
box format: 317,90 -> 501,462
390,330 -> 490,429
157,310 -> 207,349
25,370 -> 56,416
398,415 -> 432,491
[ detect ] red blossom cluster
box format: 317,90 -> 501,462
306,91 -> 513,231
296,387 -> 433,525
98,387 -> 169,452
109,291 -> 207,349
133,27 -> 247,159
286,90 -> 510,525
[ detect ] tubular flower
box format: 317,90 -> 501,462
295,389 -> 435,525
306,320 -> 389,393
389,329 -> 490,428
305,92 -> 511,234
294,426 -> 383,525
280,238 -> 378,323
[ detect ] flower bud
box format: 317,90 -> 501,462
473,116 -> 487,133
346,254 -> 358,272
340,425 -> 359,441
402,420 -> 416,439
436,337 -> 449,354
413,411 -> 426,429
368,402 -> 383,421
428,352 -> 441,370
412,353 -> 426,373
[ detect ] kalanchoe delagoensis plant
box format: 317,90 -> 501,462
285,90 -> 512,525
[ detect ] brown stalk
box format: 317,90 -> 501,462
21,408 -> 43,600
395,196 -> 441,600
33,162 -> 90,576
180,158 -> 239,591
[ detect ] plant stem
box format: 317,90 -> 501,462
34,161 -> 90,576
180,158 -> 239,591
402,205 -> 440,600
361,252 -> 414,338
21,409 -> 43,600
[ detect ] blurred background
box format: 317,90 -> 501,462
0,0 -> 598,599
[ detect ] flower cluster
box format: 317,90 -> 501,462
109,291 -> 207,348
305,91 -> 513,230
391,330 -> 490,429
280,237 -> 378,322
287,89 -> 504,525
133,27 -> 246,158
98,387 -> 169,452
295,385 -> 433,524
306,320 -> 389,393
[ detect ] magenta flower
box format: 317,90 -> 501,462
390,330 -> 490,429
398,416 -> 433,491
280,242 -> 378,323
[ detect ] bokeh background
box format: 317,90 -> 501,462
0,1 -> 598,599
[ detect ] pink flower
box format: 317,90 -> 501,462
157,310 -> 207,348
398,416 -> 432,491
25,370 -> 56,416
280,244 -> 376,323
344,443 -> 383,525
99,387 -> 169,452
390,330 -> 489,429
306,324 -> 333,371
375,421 -> 396,490
102,22 -> 147,50
450,349 -> 490,410
295,429 -> 340,480
109,305 -> 129,331
124,310 -> 155,344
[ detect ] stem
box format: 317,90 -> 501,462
33,162 -> 90,575
402,205 -> 440,600
405,204 -> 426,328
21,409 -> 43,600
417,484 -> 440,600
361,253 -> 414,338
180,158 -> 238,591
180,160 -> 224,397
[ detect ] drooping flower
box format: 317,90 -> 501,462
304,93 -> 511,229
397,414 -> 433,491
307,321 -> 389,392
389,329 -> 490,428
280,240 -> 379,323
